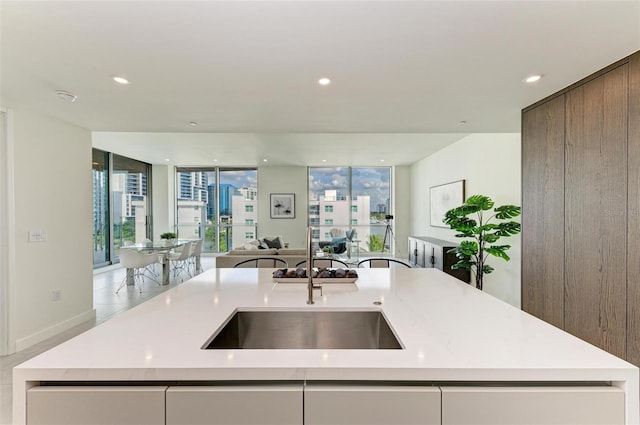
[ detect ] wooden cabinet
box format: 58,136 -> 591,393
564,64 -> 628,358
304,384 -> 441,425
166,385 -> 302,425
521,95 -> 565,329
627,49 -> 640,366
27,386 -> 167,425
408,236 -> 470,283
441,386 -> 624,425
522,51 -> 639,365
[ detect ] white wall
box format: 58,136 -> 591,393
410,133 -> 521,307
258,166 -> 308,248
151,164 -> 175,240
393,166 -> 411,259
11,107 -> 94,352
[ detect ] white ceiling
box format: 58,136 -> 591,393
2,1 -> 639,166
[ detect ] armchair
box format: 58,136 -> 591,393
318,228 -> 348,255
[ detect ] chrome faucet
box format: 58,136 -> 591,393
307,226 -> 321,304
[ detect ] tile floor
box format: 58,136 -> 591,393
0,256 -> 216,425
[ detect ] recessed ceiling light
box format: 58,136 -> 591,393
380,159 -> 385,163
164,158 -> 170,162
213,159 -> 218,162
113,76 -> 130,85
525,74 -> 542,83
318,77 -> 331,86
322,159 -> 327,163
263,159 -> 268,162
189,121 -> 198,126
56,90 -> 77,102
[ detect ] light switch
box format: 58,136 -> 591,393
28,230 -> 47,242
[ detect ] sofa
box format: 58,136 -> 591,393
216,247 -> 308,268
216,235 -> 307,268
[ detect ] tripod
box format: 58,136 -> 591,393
381,218 -> 400,255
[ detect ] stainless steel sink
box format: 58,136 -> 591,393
202,309 -> 403,350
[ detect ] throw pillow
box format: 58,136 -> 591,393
263,236 -> 284,249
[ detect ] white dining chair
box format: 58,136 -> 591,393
167,241 -> 193,282
116,248 -> 162,293
188,239 -> 204,275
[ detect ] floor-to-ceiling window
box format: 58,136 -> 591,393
112,154 -> 150,260
92,149 -> 109,266
308,167 -> 392,253
176,167 -> 257,253
92,149 -> 152,267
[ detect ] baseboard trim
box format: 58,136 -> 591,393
15,309 -> 96,352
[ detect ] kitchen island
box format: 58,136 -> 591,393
14,268 -> 639,424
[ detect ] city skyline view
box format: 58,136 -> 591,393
199,167 -> 391,212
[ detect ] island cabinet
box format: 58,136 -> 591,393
165,385 -> 302,425
26,386 -> 167,425
408,236 -> 470,283
304,384 -> 441,425
26,383 -> 625,425
441,386 -> 625,425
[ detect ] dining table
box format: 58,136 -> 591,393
122,240 -> 190,286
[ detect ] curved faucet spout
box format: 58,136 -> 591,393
307,226 -> 314,304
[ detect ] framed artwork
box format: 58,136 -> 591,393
430,180 -> 465,228
270,193 -> 295,219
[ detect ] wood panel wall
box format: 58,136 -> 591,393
564,64 -> 628,359
522,51 -> 638,365
521,96 -> 565,328
627,52 -> 640,366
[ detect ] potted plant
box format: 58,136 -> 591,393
160,232 -> 177,244
322,245 -> 333,258
443,195 -> 521,290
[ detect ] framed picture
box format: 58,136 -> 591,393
430,180 -> 465,228
270,193 -> 295,219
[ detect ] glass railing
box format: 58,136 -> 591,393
175,223 -> 259,253
311,223 -> 395,254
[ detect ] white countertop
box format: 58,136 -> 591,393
14,268 -> 640,422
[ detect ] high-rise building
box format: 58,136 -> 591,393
219,184 -> 236,216
231,195 -> 258,247
239,186 -> 257,201
308,190 -> 370,245
176,171 -> 209,238
178,171 -> 207,202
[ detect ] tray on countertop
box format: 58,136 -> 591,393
273,277 -> 358,284
273,268 -> 358,284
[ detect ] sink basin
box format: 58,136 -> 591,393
202,309 -> 403,350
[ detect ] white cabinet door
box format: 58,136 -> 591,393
27,386 -> 167,425
408,238 -> 418,266
166,385 -> 303,425
415,239 -> 427,267
305,384 -> 441,425
441,386 -> 625,425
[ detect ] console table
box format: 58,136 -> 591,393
408,236 -> 470,283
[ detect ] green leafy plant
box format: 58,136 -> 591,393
368,234 -> 385,252
443,195 -> 521,290
160,232 -> 177,240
